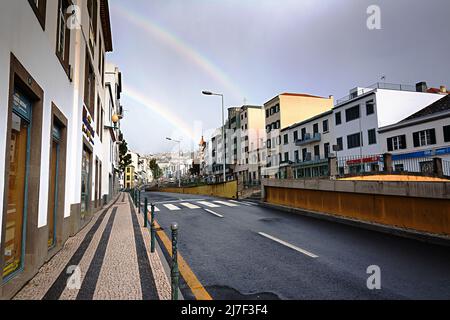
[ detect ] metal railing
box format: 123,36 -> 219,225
335,82 -> 416,105
442,160 -> 450,177
336,154 -> 448,178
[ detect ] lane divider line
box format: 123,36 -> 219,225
204,209 -> 224,218
153,220 -> 213,300
258,232 -> 319,258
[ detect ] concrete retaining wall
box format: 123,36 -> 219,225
262,179 -> 450,237
159,181 -> 238,199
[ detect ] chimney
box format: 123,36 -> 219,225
416,82 -> 428,93
440,86 -> 447,94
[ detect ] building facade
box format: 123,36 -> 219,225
263,93 -> 334,178
332,82 -> 444,174
0,0 -> 119,298
379,93 -> 450,176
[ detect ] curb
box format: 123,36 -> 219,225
260,202 -> 450,247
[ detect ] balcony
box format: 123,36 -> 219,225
295,133 -> 321,146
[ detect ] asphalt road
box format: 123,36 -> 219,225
142,191 -> 450,300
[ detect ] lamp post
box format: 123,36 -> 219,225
166,137 -> 182,188
202,91 -> 226,182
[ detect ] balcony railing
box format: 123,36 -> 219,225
335,82 -> 416,106
295,133 -> 321,146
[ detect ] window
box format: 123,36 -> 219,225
413,129 -> 436,147
336,137 -> 343,151
293,130 -> 298,141
294,150 -> 299,162
284,152 -> 289,162
301,128 -> 306,140
87,0 -> 98,43
324,143 -> 330,158
366,100 -> 375,115
56,0 -> 71,75
444,125 -> 450,142
266,109 -> 269,118
267,139 -> 271,148
314,145 -> 320,158
323,120 -> 329,133
345,105 -> 360,122
84,51 -> 95,115
302,148 -> 308,161
335,112 -> 342,125
283,134 -> 288,145
28,0 -> 47,30
98,37 -> 105,85
387,135 -> 407,151
313,123 -> 319,135
368,129 -> 377,145
347,132 -> 362,149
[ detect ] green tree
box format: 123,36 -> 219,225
119,140 -> 132,172
149,158 -> 163,180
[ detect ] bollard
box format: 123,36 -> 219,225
171,223 -> 179,301
138,190 -> 141,213
144,198 -> 148,228
150,204 -> 156,253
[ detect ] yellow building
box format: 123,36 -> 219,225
125,165 -> 135,189
263,93 -> 334,177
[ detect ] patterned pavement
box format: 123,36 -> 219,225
13,193 -> 170,300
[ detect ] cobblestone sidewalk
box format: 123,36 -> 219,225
14,193 -> 170,300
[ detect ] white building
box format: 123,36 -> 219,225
379,93 -> 450,176
332,82 -> 445,174
0,0 -> 116,298
280,110 -> 334,179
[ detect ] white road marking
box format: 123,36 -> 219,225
197,201 -> 220,208
258,232 -> 319,258
154,199 -> 205,204
229,200 -> 252,206
204,209 -> 224,218
163,204 -> 181,211
242,201 -> 256,206
213,200 -> 239,207
180,202 -> 201,209
152,206 -> 160,212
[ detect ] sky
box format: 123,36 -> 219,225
107,0 -> 450,155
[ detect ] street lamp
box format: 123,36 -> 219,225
202,90 -> 226,183
166,137 -> 182,188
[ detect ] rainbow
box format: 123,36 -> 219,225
122,86 -> 199,143
111,2 -> 244,101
